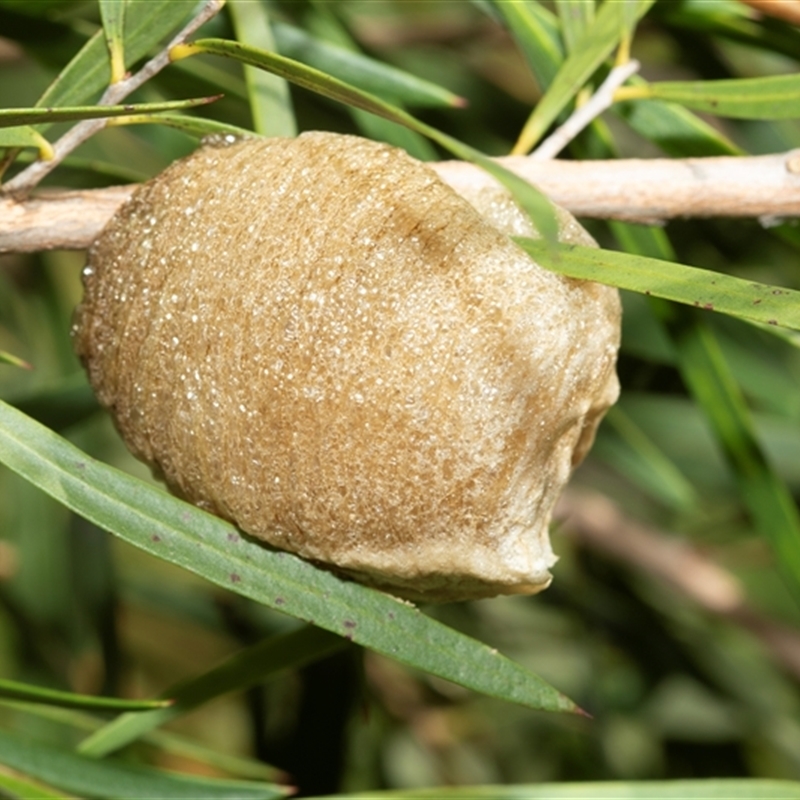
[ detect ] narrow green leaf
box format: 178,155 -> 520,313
170,37 -> 559,240
108,112 -> 256,140
36,1 -> 198,116
0,97 -> 219,129
0,126 -> 53,160
657,2 -> 800,66
598,406 -> 697,511
11,151 -> 150,184
610,220 -> 800,596
308,778 -> 800,799
99,0 -> 127,84
273,21 -> 466,108
0,349 -> 33,371
617,74 -> 800,119
514,238 -> 800,331
3,701 -> 283,782
0,677 -> 170,712
669,317 -> 800,598
555,0 -> 596,54
228,0 -> 296,137
0,400 -> 577,715
615,77 -> 742,157
78,625 -> 344,756
495,1 -> 564,90
0,730 -> 285,800
512,0 -> 655,153
0,770 -> 71,800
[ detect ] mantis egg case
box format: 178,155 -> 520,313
74,131 -> 620,602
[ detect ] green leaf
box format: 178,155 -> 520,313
610,220 -> 800,597
0,97 -> 219,128
0,399 -> 577,715
0,729 -> 286,800
0,349 -> 33,371
617,74 -> 800,119
615,77 -> 742,157
0,677 -> 170,712
668,317 -> 800,599
495,1 -> 564,90
597,407 -> 697,511
78,625 -> 344,756
11,151 -> 150,184
0,126 -> 53,160
306,779 -> 800,799
555,0 -> 596,54
512,0 -> 655,153
0,770 -> 71,800
514,238 -> 800,331
170,37 -> 559,240
228,0 -> 296,137
36,1 -> 198,115
4,700 -> 283,783
108,112 -> 256,140
99,0 -> 127,84
273,21 -> 466,109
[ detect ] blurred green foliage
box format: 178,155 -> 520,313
1,1 -> 800,798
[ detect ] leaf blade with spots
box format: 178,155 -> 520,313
515,238 -> 800,331
0,399 -> 579,716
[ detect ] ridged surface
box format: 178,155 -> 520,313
74,132 -> 620,601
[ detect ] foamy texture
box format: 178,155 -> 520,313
74,132 -> 621,601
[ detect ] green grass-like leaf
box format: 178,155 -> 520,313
0,399 -> 577,715
597,406 -> 697,511
273,21 -> 466,108
4,700 -> 283,782
618,74 -> 800,119
555,0 -> 596,55
307,779 -> 800,799
495,1 -> 564,91
108,112 -> 256,140
0,729 -> 286,800
79,625 -> 344,756
615,77 -> 742,157
0,97 -> 218,128
0,770 -> 70,800
229,0 -> 296,138
0,349 -> 33,371
611,221 -> 800,598
514,238 -> 800,331
35,0 -> 198,115
99,0 -> 127,85
511,0 -> 655,154
0,677 -> 170,712
671,318 -> 800,598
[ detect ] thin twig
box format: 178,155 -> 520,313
531,60 -> 640,161
1,0 -> 225,199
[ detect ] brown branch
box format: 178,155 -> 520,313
0,187 -> 135,253
434,149 -> 800,225
2,150 -> 800,254
556,489 -> 800,682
